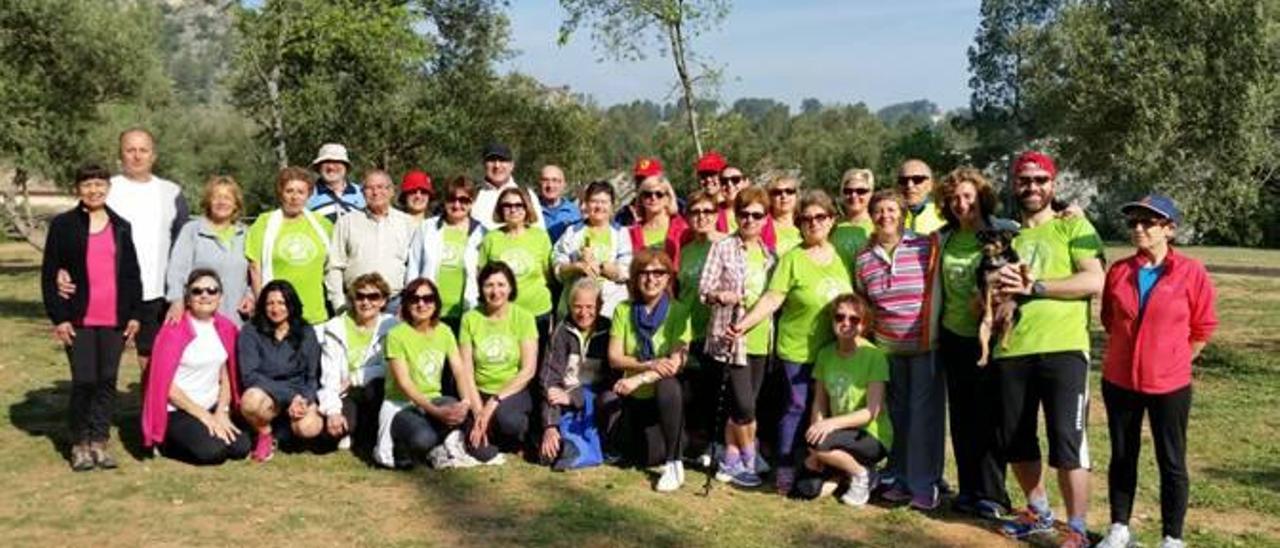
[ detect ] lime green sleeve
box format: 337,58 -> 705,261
767,252 -> 795,295
1067,218 -> 1105,263
386,328 -> 409,362
459,312 -> 477,348
516,308 -> 538,343
244,215 -> 266,262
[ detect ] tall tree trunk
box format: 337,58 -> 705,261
268,61 -> 288,168
666,5 -> 704,157
1,168 -> 47,251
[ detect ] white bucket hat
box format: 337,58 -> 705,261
311,143 -> 351,167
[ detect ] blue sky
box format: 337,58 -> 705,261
501,0 -> 981,110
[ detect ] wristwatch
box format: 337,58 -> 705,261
1031,280 -> 1047,297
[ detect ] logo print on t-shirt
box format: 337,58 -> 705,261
829,371 -> 852,402
500,248 -> 535,277
745,262 -> 767,303
478,333 -> 515,365
417,348 -> 446,381
277,232 -> 319,266
818,276 -> 847,302
441,239 -> 463,267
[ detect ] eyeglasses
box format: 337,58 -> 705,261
353,291 -> 385,302
1126,217 -> 1166,229
640,190 -> 667,200
499,201 -> 526,210
769,187 -> 797,197
1017,175 -> 1051,186
688,207 -> 717,217
405,293 -> 436,305
189,286 -> 221,297
843,187 -> 871,197
897,175 -> 930,186
737,210 -> 767,221
638,269 -> 670,279
798,213 -> 831,224
834,313 -> 861,324
720,175 -> 744,185
447,195 -> 473,205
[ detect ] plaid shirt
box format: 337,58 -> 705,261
699,235 -> 775,366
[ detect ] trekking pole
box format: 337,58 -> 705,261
700,308 -> 738,497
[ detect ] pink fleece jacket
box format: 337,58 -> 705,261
141,312 -> 241,448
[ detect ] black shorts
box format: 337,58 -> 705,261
813,428 -> 887,466
135,298 -> 167,357
994,351 -> 1090,470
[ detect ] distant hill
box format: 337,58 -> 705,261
876,100 -> 941,127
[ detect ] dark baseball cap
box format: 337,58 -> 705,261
1121,194 -> 1182,225
482,143 -> 512,161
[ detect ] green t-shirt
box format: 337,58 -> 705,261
812,339 -> 894,448
344,315 -> 375,374
775,224 -> 802,257
996,217 -> 1104,358
244,212 -> 334,325
768,246 -> 853,363
743,243 -> 772,355
479,227 -> 553,316
384,323 -> 458,403
677,239 -> 712,342
557,225 -> 617,316
460,306 -> 538,394
437,225 -> 469,319
905,200 -> 947,235
213,224 -> 238,246
832,220 -> 873,269
610,299 -> 692,399
643,226 -> 666,250
940,229 -> 983,337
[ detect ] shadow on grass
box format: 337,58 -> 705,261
8,380 -> 150,463
1203,465 -> 1280,496
0,298 -> 45,321
0,262 -> 40,277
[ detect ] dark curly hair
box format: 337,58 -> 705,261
251,279 -> 307,349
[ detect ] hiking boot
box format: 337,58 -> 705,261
1000,507 -> 1056,539
89,441 -> 118,470
252,431 -> 275,463
70,443 -> 95,472
1095,523 -> 1132,548
655,460 -> 684,492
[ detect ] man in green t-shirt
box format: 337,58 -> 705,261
992,151 -> 1104,546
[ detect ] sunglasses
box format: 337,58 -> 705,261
720,175 -> 744,185
499,201 -> 526,210
769,187 -> 797,197
405,292 -> 437,305
688,207 -> 717,217
1126,217 -> 1166,229
353,291 -> 385,302
1017,175 -> 1051,185
834,313 -> 861,324
798,213 -> 831,224
843,187 -> 872,197
447,195 -> 473,205
638,269 -> 670,279
189,286 -> 221,297
897,175 -> 930,186
640,190 -> 667,200
737,210 -> 767,221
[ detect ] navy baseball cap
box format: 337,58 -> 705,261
1121,194 -> 1182,225
482,143 -> 512,161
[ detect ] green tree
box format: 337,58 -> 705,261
558,0 -> 732,157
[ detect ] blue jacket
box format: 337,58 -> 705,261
308,179 -> 366,223
540,197 -> 582,244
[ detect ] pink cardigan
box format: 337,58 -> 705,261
140,312 -> 241,448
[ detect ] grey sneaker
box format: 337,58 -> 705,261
70,443 -> 95,472
89,441 -> 118,469
1160,536 -> 1186,548
1096,523 -> 1132,548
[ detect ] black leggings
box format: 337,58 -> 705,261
162,408 -> 251,465
67,326 -> 124,444
940,328 -> 1010,508
723,355 -> 767,424
340,382 -> 385,450
477,389 -> 534,451
600,376 -> 684,464
1103,380 -> 1191,539
793,428 -> 887,499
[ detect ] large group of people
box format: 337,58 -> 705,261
40,128 -> 1219,548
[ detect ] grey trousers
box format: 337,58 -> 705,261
887,351 -> 947,496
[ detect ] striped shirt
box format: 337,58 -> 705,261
854,234 -> 932,354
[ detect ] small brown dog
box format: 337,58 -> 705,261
975,227 -> 1027,366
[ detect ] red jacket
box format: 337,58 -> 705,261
1101,247 -> 1217,394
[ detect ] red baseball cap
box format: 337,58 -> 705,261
695,151 -> 727,174
1013,150 -> 1057,179
400,170 -> 433,194
633,157 -> 664,179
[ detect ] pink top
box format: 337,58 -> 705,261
854,235 -> 933,354
141,312 -> 242,448
83,222 -> 118,327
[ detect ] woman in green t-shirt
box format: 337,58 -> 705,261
793,293 -> 892,507
245,166 -> 334,326
674,191 -> 723,461
731,189 -> 850,494
700,186 -> 775,488
604,249 -> 691,493
766,175 -> 801,256
457,262 -> 539,460
378,277 -> 470,468
479,187 -> 554,358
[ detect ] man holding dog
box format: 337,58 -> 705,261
993,151 -> 1104,548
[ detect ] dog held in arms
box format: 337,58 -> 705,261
976,226 -> 1027,366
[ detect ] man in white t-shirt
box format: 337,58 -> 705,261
471,142 -> 543,231
62,128 -> 188,371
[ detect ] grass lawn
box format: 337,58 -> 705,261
2,242 -> 1278,547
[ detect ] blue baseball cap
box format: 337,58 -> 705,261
1121,194 -> 1181,225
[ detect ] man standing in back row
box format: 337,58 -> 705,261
993,151 -> 1104,548
308,143 -> 366,223
472,143 -> 543,231
896,159 -> 947,235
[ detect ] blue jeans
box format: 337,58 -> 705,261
776,359 -> 814,467
887,351 -> 946,496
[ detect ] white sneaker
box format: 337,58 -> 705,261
1160,536 -> 1186,548
1096,523 -> 1132,548
655,460 -> 684,492
337,435 -> 352,450
839,471 -> 875,507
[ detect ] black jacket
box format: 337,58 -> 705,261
237,326 -> 321,405
539,318 -> 612,428
41,204 -> 142,326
